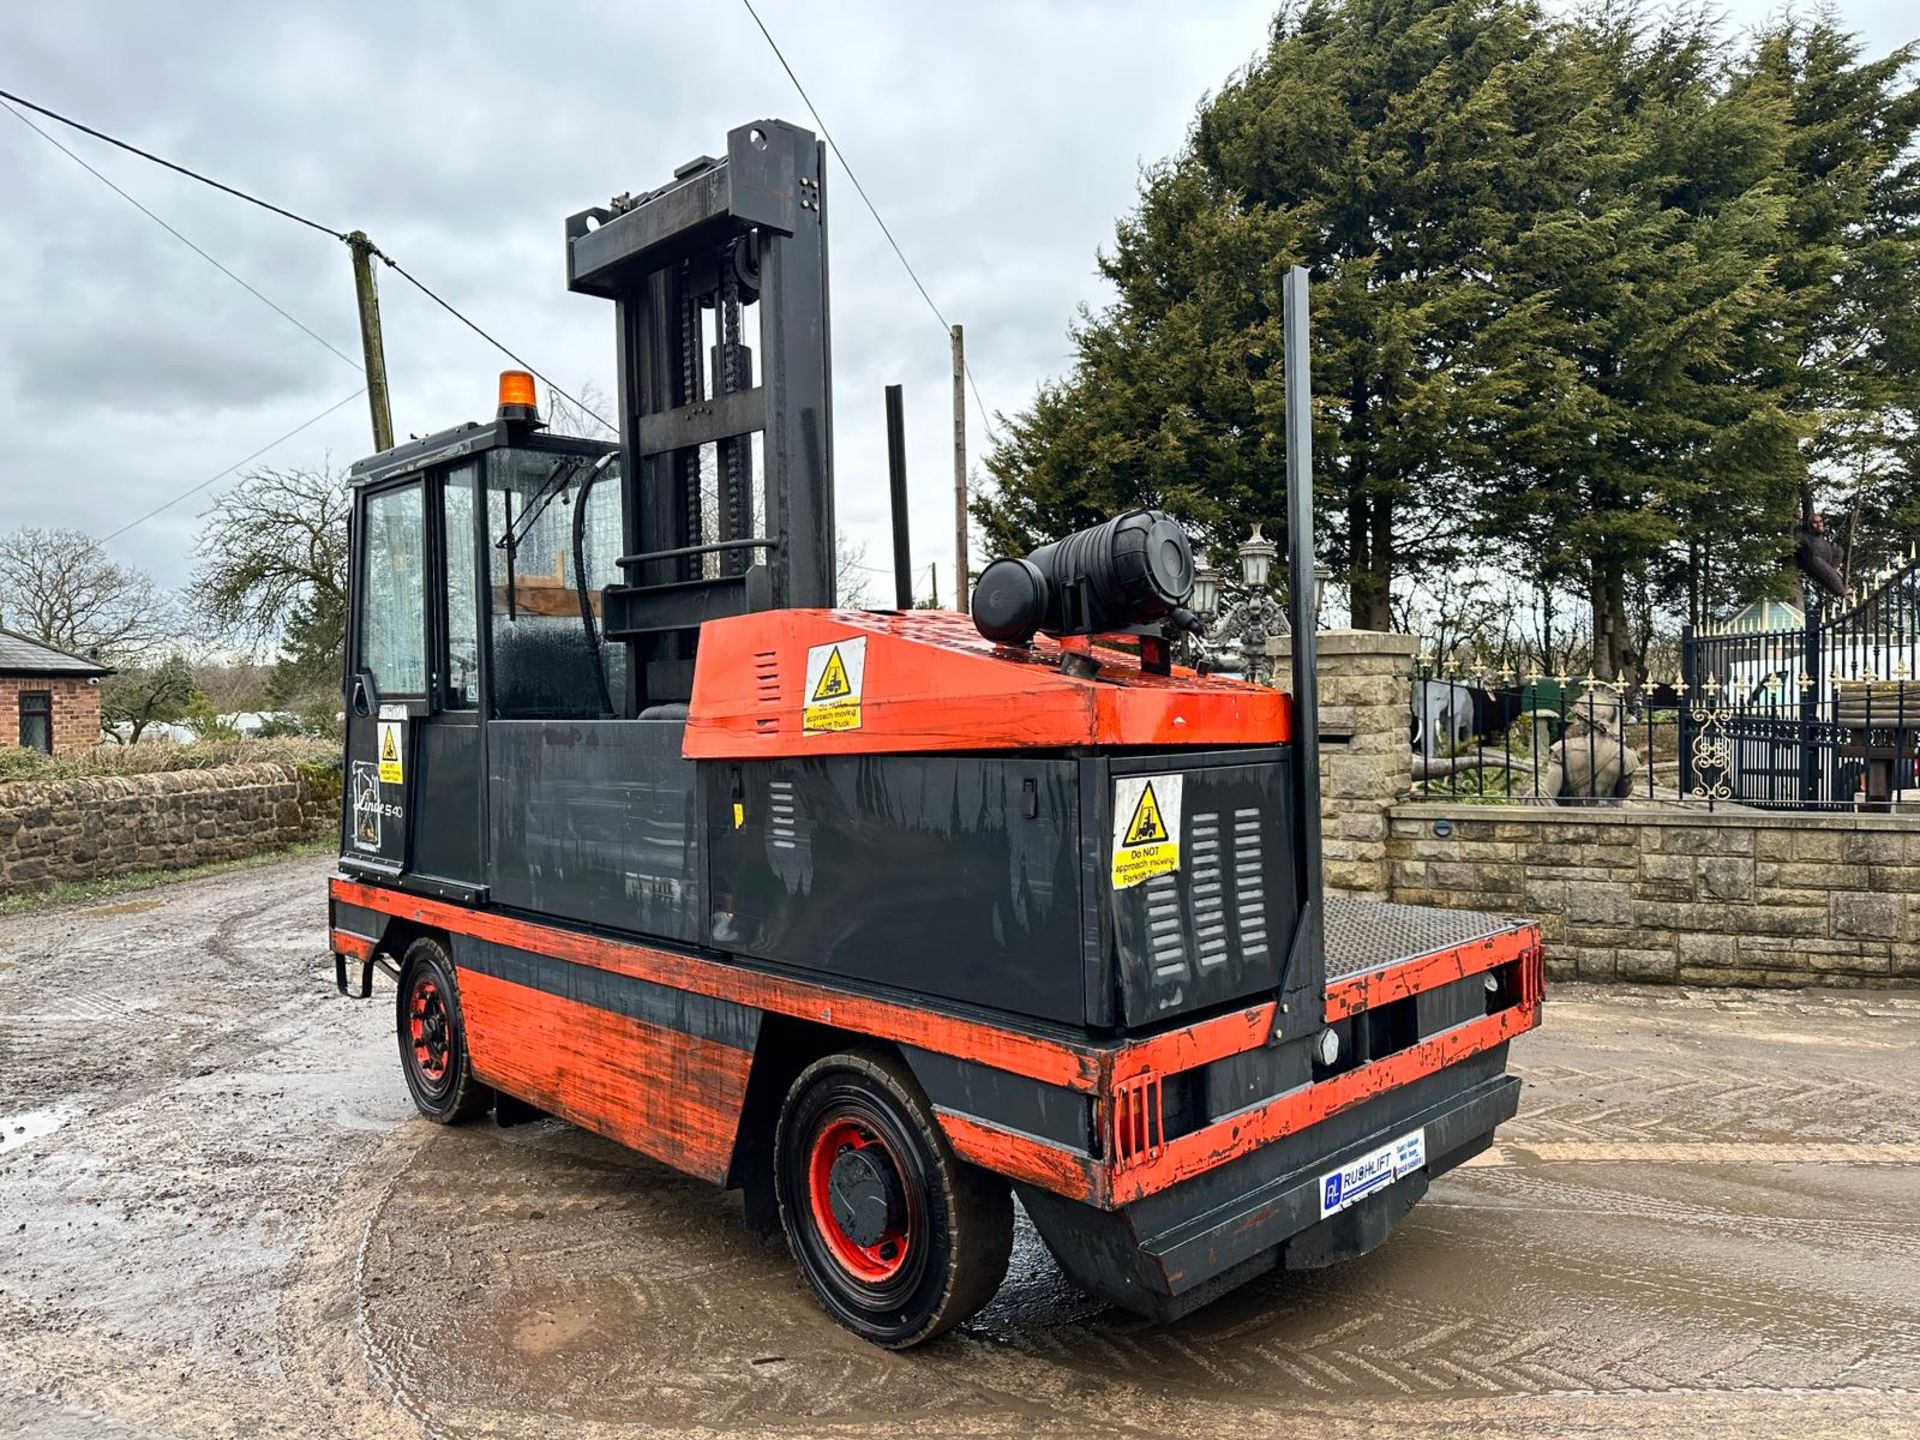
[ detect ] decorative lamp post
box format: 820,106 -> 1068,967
1237,524 -> 1277,589
1187,524 -> 1302,686
1191,564 -> 1222,621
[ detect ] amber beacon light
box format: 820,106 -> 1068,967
497,369 -> 541,424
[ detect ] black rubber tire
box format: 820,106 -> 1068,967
395,935 -> 492,1124
773,1048 -> 1012,1348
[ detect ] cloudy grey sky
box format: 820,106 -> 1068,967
2,0 -> 1911,613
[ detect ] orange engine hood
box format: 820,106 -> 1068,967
683,608 -> 1291,759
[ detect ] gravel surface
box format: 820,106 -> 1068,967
2,855 -> 1917,1438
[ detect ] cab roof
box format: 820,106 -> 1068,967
347,418 -> 616,488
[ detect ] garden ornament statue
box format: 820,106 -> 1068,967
1532,686 -> 1640,805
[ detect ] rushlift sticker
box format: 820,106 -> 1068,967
1110,774 -> 1183,890
802,636 -> 865,734
1318,1127 -> 1427,1219
377,704 -> 406,784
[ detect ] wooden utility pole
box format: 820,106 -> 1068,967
951,323 -> 969,611
346,230 -> 394,452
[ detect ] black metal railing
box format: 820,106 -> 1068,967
1410,660 -> 1685,807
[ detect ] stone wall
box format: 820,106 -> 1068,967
0,762 -> 336,898
1269,630 -> 1417,898
1265,626 -> 1920,987
1389,803 -> 1920,987
1,676 -> 102,754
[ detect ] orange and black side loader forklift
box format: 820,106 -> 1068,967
328,120 -> 1543,1348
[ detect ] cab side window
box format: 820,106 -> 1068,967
442,468 -> 480,709
485,450 -> 624,718
358,484 -> 428,696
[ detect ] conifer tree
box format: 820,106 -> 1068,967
980,0 -> 1605,629
977,0 -> 1920,668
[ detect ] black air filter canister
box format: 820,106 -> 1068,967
971,509 -> 1195,644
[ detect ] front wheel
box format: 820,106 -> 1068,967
395,935 -> 492,1123
774,1049 -> 1012,1348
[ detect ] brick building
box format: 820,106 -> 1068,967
0,629 -> 110,754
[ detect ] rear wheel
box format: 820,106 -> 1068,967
774,1049 -> 1011,1348
395,936 -> 491,1123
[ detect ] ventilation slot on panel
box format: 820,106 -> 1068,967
1188,810 -> 1229,972
769,779 -> 799,849
1233,806 -> 1268,958
1111,1071 -> 1165,1166
753,650 -> 781,735
1145,872 -> 1189,985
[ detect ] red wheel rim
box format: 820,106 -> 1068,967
807,1117 -> 911,1282
408,977 -> 450,1084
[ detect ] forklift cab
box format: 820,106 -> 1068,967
341,120 -> 834,944
339,391 -> 624,898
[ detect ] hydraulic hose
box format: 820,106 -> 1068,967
573,451 -> 618,717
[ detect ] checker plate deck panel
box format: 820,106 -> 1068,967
1323,896 -> 1529,980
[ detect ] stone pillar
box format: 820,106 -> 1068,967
1268,629 -> 1417,898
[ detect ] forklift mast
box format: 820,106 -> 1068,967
566,120 -> 835,712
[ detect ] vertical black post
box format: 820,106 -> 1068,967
1282,266 -> 1323,996
1802,593 -> 1822,803
884,384 -> 913,610
1679,622 -> 1696,801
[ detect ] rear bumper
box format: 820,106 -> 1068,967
1021,1059 -> 1520,1321
940,931 -> 1543,1211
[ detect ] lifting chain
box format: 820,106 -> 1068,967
719,249 -> 750,575
677,266 -> 705,582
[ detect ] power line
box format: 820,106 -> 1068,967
101,389 -> 367,542
737,0 -> 1001,449
0,98 -> 363,373
0,86 -> 344,239
0,85 -> 614,432
371,250 -> 615,433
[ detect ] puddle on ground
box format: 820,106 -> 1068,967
0,1105 -> 76,1155
81,899 -> 165,918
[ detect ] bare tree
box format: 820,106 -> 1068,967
544,380 -> 617,441
192,465 -> 351,692
190,657 -> 273,715
99,655 -> 197,743
836,533 -> 873,608
0,526 -> 172,660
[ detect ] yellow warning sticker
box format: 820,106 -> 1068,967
377,719 -> 405,784
813,649 -> 852,701
803,636 -> 865,733
732,801 -> 746,829
1111,774 -> 1182,890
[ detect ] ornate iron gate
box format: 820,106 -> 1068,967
1681,552 -> 1920,809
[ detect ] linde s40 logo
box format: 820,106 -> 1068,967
1110,774 -> 1183,890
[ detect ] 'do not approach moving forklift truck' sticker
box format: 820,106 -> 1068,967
803,636 -> 865,733
1111,774 -> 1183,889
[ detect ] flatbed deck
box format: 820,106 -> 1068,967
1324,896 -> 1530,981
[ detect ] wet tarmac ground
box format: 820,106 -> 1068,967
2,856 -> 1917,1438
